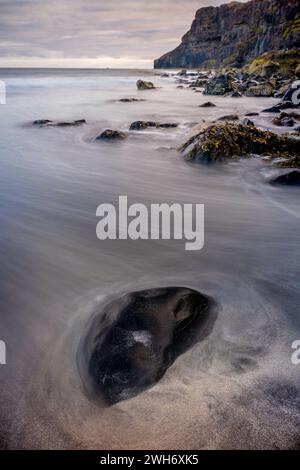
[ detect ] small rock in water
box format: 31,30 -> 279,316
271,171 -> 300,186
137,80 -> 155,90
199,102 -> 216,107
245,112 -> 259,117
217,114 -> 239,121
119,98 -> 145,103
129,121 -> 178,130
242,118 -> 255,126
96,129 -> 127,140
33,119 -> 86,127
77,287 -> 214,405
272,112 -> 295,127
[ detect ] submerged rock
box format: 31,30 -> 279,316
129,121 -> 178,130
137,80 -> 155,90
245,112 -> 259,117
217,114 -> 239,121
77,287 -> 214,405
119,98 -> 145,103
271,171 -> 300,186
96,129 -> 127,140
199,102 -> 216,108
180,123 -> 299,163
33,119 -> 86,127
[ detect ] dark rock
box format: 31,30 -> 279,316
199,102 -> 216,108
245,112 -> 259,116
154,1 -> 299,69
33,119 -> 86,127
262,105 -> 282,113
203,74 -> 233,95
119,98 -> 145,103
137,80 -> 155,90
77,287 -> 214,405
129,121 -> 178,130
271,171 -> 300,186
217,114 -> 239,121
33,119 -> 52,126
272,112 -> 295,127
242,118 -> 255,126
180,123 -> 299,163
96,129 -> 127,140
231,91 -> 242,97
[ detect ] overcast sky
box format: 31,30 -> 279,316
0,0 -> 248,68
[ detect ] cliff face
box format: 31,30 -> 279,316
154,0 -> 300,69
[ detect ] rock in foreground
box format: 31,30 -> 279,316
180,123 -> 300,164
77,287 -> 214,405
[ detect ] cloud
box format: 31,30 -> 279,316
0,0 -> 249,67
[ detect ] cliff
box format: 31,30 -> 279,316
154,0 -> 300,69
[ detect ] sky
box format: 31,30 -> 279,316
0,0 -> 249,68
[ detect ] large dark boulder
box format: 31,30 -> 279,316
77,287 -> 214,405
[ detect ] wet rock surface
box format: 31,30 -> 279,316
96,129 -> 127,140
271,170 -> 300,186
77,287 -> 214,405
33,119 -> 86,127
129,121 -> 178,131
136,80 -> 155,90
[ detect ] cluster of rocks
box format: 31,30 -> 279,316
96,121 -> 178,141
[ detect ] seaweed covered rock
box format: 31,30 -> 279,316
180,123 -> 300,163
137,80 -> 155,90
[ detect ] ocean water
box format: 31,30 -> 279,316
0,68 -> 299,449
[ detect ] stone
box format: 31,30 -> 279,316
129,121 -> 178,130
217,114 -> 239,121
199,102 -> 216,107
136,80 -> 155,90
203,74 -> 234,95
77,287 -> 214,405
96,129 -> 127,140
271,171 -> 300,186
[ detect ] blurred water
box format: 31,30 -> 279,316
0,69 -> 299,449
